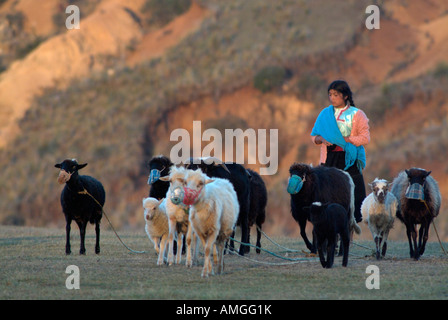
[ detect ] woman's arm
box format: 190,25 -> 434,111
346,110 -> 370,146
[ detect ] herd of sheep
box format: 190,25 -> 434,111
55,156 -> 441,277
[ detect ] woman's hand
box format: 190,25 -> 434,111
315,135 -> 333,146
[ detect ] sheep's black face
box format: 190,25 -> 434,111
309,202 -> 325,224
55,159 -> 87,184
147,156 -> 172,184
288,163 -> 310,178
405,168 -> 430,201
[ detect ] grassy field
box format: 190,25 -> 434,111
1,225 -> 447,300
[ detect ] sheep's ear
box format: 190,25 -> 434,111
426,171 -> 432,177
159,176 -> 170,182
158,198 -> 164,206
405,169 -> 410,177
55,163 -> 61,169
77,163 -> 88,170
205,179 -> 214,185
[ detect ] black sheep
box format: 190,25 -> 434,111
55,159 -> 105,255
310,202 -> 350,268
147,155 -> 173,199
247,169 -> 267,254
288,163 -> 360,253
391,168 -> 441,260
186,157 -> 251,256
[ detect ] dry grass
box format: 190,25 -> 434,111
1,225 -> 447,300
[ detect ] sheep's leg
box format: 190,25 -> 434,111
65,218 -> 72,255
256,223 -> 262,254
186,224 -> 194,267
300,217 -> 315,253
176,233 -> 183,264
316,237 -> 326,268
94,221 -> 100,254
216,241 -> 225,275
409,224 -> 419,260
202,236 -> 217,278
167,218 -> 176,265
158,234 -> 168,266
152,237 -> 160,254
341,230 -> 350,267
77,221 -> 86,255
193,233 -> 199,265
239,214 -> 250,256
228,230 -> 235,253
326,238 -> 335,268
374,235 -> 382,260
381,231 -> 389,258
418,222 -> 430,257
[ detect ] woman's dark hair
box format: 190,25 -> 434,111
328,80 -> 355,107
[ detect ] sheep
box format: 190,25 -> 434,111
159,165 -> 194,266
391,168 -> 441,260
183,168 -> 239,277
361,178 -> 397,259
185,157 -> 251,255
247,169 -> 267,254
142,197 -> 169,265
55,159 -> 105,255
309,202 -> 350,268
288,163 -> 361,254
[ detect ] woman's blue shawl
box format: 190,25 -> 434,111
311,105 -> 366,172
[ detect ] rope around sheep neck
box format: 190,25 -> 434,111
78,188 -> 146,254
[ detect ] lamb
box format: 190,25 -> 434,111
142,197 -> 169,265
361,178 -> 397,259
183,168 -> 239,277
391,168 -> 441,260
288,163 -> 360,254
159,165 -> 194,266
55,159 -> 105,255
309,202 -> 350,268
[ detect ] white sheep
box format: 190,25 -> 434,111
183,168 -> 239,278
159,165 -> 194,266
361,178 -> 397,259
142,197 -> 169,265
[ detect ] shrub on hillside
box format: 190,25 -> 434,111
253,66 -> 291,93
142,0 -> 192,27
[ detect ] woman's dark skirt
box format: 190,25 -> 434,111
324,147 -> 366,223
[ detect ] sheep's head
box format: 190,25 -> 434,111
147,155 -> 172,185
405,168 -> 431,201
309,202 -> 326,224
55,159 -> 87,184
159,165 -> 188,205
287,163 -> 310,194
369,178 -> 389,204
182,169 -> 214,206
143,197 -> 164,221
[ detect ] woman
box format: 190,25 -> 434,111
311,80 -> 370,223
